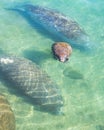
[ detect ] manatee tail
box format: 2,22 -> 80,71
4,2 -> 30,12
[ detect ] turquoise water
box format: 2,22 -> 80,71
0,0 -> 104,130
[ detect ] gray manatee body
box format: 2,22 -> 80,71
0,55 -> 63,113
11,4 -> 91,50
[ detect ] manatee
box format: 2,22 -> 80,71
0,55 -> 63,113
8,4 -> 92,50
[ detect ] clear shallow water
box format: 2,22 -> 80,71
0,0 -> 104,130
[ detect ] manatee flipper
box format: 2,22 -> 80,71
0,55 -> 63,113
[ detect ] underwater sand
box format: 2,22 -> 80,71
0,0 -> 104,130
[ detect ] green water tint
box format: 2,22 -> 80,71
0,0 -> 104,130
63,67 -> 84,80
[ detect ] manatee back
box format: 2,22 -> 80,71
0,55 -> 63,112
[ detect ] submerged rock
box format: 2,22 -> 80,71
52,42 -> 72,62
0,54 -> 63,114
0,94 -> 15,130
63,67 -> 84,80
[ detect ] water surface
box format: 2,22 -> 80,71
0,0 -> 104,130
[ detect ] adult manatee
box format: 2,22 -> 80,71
9,3 -> 92,50
0,54 -> 63,114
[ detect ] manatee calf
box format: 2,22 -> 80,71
0,55 -> 63,113
9,4 -> 92,50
